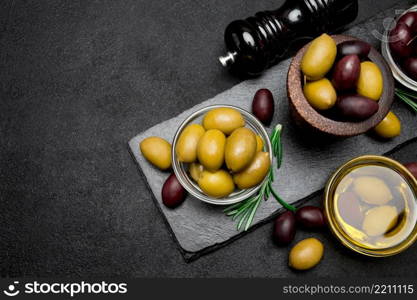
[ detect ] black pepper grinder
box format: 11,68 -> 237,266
219,0 -> 358,76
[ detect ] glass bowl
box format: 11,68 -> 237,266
171,105 -> 273,206
324,155 -> 417,257
382,5 -> 417,91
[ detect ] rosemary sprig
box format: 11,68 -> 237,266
395,88 -> 417,113
224,124 -> 296,231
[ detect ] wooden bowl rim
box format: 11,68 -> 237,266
287,34 -> 395,137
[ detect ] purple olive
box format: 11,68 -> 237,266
389,23 -> 413,58
337,40 -> 371,59
404,162 -> 417,179
161,173 -> 187,208
332,54 -> 360,91
252,88 -> 275,125
398,11 -> 417,33
337,191 -> 363,228
403,57 -> 417,80
273,211 -> 296,245
295,206 -> 326,229
336,94 -> 379,121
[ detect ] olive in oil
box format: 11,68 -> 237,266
333,164 -> 417,250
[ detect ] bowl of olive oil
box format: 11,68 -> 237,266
324,155 -> 417,257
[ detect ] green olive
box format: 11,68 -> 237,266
233,152 -> 270,189
225,127 -> 257,172
353,176 -> 393,205
256,135 -> 264,152
357,61 -> 383,101
140,137 -> 172,170
189,162 -> 204,182
303,78 -> 337,110
197,129 -> 226,171
374,111 -> 401,138
301,33 -> 337,80
198,169 -> 235,198
203,107 -> 245,135
175,124 -> 205,163
362,205 -> 398,237
289,238 -> 324,270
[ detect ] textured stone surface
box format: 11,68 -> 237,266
3,0 -> 417,277
130,5 -> 417,258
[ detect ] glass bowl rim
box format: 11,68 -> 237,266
382,4 -> 417,91
171,104 -> 273,206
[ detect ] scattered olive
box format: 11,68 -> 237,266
336,40 -> 371,59
389,22 -> 413,58
353,176 -> 393,205
404,162 -> 417,179
140,136 -> 172,170
356,61 -> 383,101
362,205 -> 398,237
252,88 -> 275,125
289,238 -> 324,271
301,33 -> 337,80
332,54 -> 360,91
203,107 -> 245,135
336,94 -> 379,121
374,111 -> 401,139
233,152 -> 270,189
197,129 -> 226,171
175,124 -> 205,163
295,206 -> 326,229
198,169 -> 235,198
225,127 -> 257,172
273,211 -> 296,246
303,78 -> 337,110
161,173 -> 187,208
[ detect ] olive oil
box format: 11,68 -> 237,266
333,164 -> 417,250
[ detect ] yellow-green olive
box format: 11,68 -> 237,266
197,129 -> 226,171
289,238 -> 324,270
233,152 -> 270,189
189,163 -> 204,182
203,107 -> 245,135
225,127 -> 257,172
303,78 -> 337,110
357,61 -> 383,101
256,135 -> 264,152
140,137 -> 172,170
198,170 -> 235,198
353,176 -> 393,205
374,111 -> 401,138
301,33 -> 337,80
362,205 -> 398,236
175,124 -> 205,163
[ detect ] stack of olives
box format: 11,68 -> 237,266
389,11 -> 417,81
175,107 -> 270,198
301,34 -> 383,122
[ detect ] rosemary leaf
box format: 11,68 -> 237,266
244,196 -> 262,231
395,88 -> 417,113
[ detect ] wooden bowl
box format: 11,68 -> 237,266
287,35 -> 395,137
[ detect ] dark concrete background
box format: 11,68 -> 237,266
1,0 -> 417,277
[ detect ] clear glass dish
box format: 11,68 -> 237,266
382,5 -> 417,91
324,155 -> 417,257
171,104 -> 273,206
